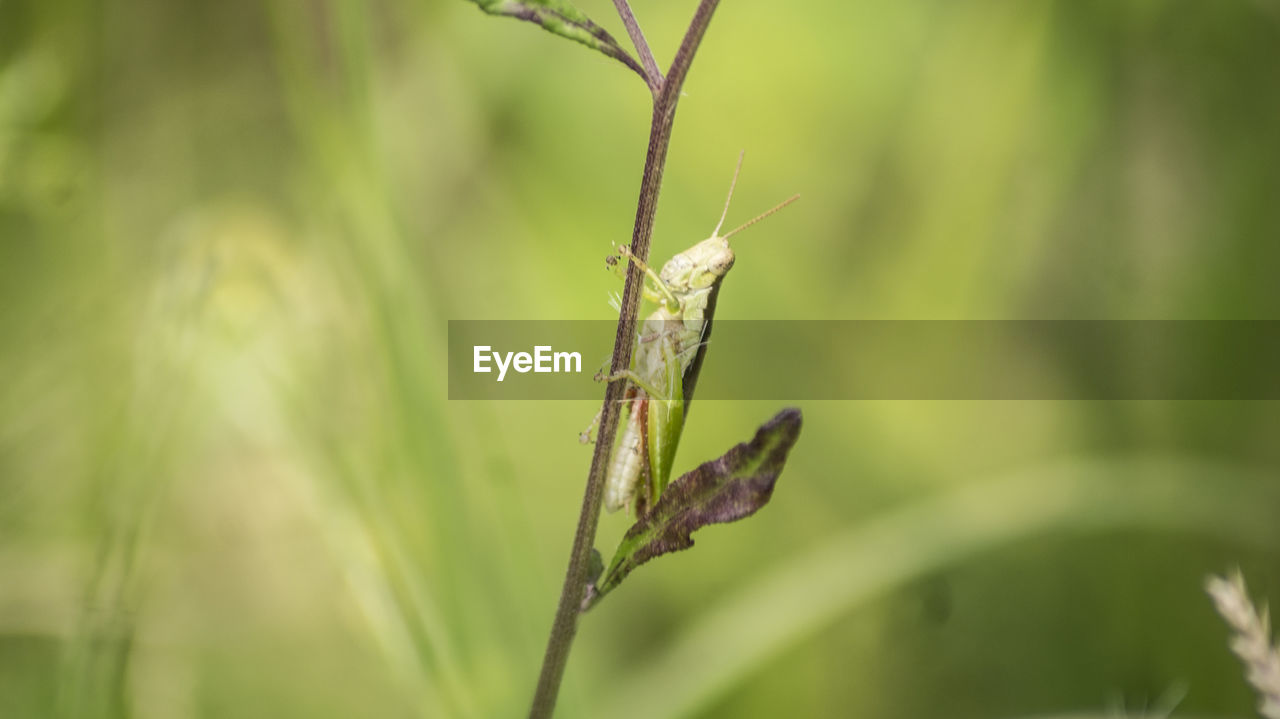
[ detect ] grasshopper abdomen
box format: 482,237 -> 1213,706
604,388 -> 648,513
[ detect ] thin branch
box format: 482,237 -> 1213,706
658,0 -> 720,112
612,0 -> 663,93
528,1 -> 722,717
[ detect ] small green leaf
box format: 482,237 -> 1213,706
584,408 -> 803,611
465,0 -> 646,80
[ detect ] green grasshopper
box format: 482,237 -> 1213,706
582,152 -> 798,516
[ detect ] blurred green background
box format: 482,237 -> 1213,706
3,0 -> 1280,717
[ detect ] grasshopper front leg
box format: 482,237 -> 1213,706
611,245 -> 682,312
606,253 -> 667,305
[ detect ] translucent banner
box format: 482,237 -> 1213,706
447,320 -> 1280,400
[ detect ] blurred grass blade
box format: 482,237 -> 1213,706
1205,571 -> 1280,719
601,457 -> 1280,719
585,408 -> 802,611
465,0 -> 647,80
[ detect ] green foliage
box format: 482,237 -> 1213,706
587,409 -> 802,610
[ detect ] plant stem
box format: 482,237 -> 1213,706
612,0 -> 662,93
527,2 -> 722,717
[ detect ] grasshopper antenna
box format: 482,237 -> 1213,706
723,193 -> 801,240
713,150 -> 746,238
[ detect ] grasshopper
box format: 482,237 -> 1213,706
583,152 -> 798,516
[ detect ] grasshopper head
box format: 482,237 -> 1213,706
660,236 -> 735,291
657,152 -> 797,293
